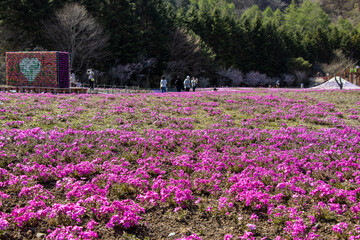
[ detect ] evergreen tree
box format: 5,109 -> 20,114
209,9 -> 235,67
273,9 -> 284,26
262,7 -> 274,23
340,34 -> 353,57
350,31 -> 360,64
100,0 -> 143,63
241,5 -> 262,20
260,22 -> 288,76
310,27 -> 332,63
1,0 -> 359,85
189,0 -> 236,17
0,0 -> 54,49
284,0 -> 330,34
262,7 -> 284,27
337,17 -> 354,32
341,30 -> 360,63
329,26 -> 342,50
238,14 -> 263,73
134,0 -> 174,64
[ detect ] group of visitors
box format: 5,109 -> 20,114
72,69 -> 95,89
161,75 -> 199,93
182,76 -> 199,92
73,70 -> 199,93
69,70 -> 82,87
70,69 -> 95,88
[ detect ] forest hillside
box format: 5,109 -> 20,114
218,0 -> 360,22
0,0 -> 359,88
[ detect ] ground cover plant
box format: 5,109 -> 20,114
0,89 -> 360,239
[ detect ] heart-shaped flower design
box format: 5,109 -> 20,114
20,58 -> 41,83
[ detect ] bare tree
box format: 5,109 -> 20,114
281,74 -> 296,87
294,70 -> 307,87
42,3 -> 109,72
321,49 -> 357,77
109,57 -> 157,87
319,49 -> 358,89
216,67 -> 243,86
109,64 -> 136,86
319,0 -> 355,20
244,71 -> 271,87
136,56 -> 157,88
334,75 -> 344,89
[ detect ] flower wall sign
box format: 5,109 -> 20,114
6,51 -> 70,88
20,58 -> 41,83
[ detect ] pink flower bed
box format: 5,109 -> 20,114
0,90 -> 359,239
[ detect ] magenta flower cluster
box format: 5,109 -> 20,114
0,90 -> 359,239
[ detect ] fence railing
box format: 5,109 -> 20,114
0,83 -> 175,94
325,67 -> 360,86
80,84 -> 141,94
0,86 -> 88,94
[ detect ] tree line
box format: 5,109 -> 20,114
0,0 -> 359,88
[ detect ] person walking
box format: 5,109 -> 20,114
184,76 -> 191,92
160,76 -> 167,93
175,76 -> 183,92
191,77 -> 198,92
87,69 -> 95,90
70,70 -> 76,87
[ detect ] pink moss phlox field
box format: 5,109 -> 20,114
0,90 -> 359,239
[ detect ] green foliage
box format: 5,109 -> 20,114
284,0 -> 330,35
0,0 -> 54,48
189,0 -> 236,17
1,0 -> 360,86
287,57 -> 312,72
337,17 -> 354,32
305,27 -> 332,63
241,5 -> 262,20
100,0 -> 143,63
262,7 -> 284,25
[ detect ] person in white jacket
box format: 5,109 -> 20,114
184,76 -> 190,92
160,76 -> 167,93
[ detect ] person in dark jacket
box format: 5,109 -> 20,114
175,76 -> 183,92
